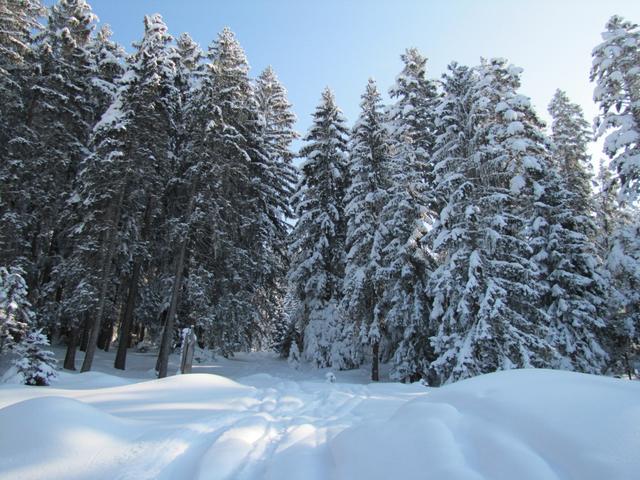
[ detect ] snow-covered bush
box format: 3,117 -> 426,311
135,340 -> 154,353
13,330 -> 58,386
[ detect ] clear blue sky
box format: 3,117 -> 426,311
47,0 -> 640,149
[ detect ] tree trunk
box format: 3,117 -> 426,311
99,281 -> 122,352
79,315 -> 90,352
156,184 -> 196,378
371,341 -> 380,382
63,327 -> 79,371
114,197 -> 153,368
103,321 -> 114,352
114,261 -> 142,370
49,285 -> 65,346
157,237 -> 188,378
81,187 -> 125,372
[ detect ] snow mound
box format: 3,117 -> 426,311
140,372 -> 250,391
330,369 -> 640,480
0,367 -> 638,480
0,396 -> 134,480
53,370 -> 138,389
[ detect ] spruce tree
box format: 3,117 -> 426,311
429,59 -> 554,384
386,48 -> 440,209
77,13 -> 178,372
0,0 -> 43,78
88,24 -> 125,115
594,161 -> 640,376
0,0 -> 43,153
380,48 -> 439,382
544,90 -> 608,373
341,79 -> 390,378
604,210 -> 640,377
591,15 -> 640,376
1,0 -> 96,294
13,328 -> 57,385
253,65 -> 298,347
0,266 -> 33,352
548,89 -> 594,216
591,15 -> 640,203
289,87 -> 348,368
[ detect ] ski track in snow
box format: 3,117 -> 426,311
0,370 -> 414,480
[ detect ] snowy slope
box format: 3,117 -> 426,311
0,356 -> 638,480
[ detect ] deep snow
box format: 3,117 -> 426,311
0,349 -> 639,480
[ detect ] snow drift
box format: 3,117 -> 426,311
0,367 -> 638,480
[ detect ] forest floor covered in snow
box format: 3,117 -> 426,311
1,349 -> 639,480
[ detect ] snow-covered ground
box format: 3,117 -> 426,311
1,349 -> 639,480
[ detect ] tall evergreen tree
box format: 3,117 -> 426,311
76,13 -> 178,372
544,90 -> 608,373
289,87 -> 348,368
253,65 -> 298,346
341,79 -> 390,378
604,208 -> 640,377
594,161 -> 640,376
88,24 -> 125,115
1,0 -> 96,296
591,15 -> 640,376
429,59 -> 554,384
536,171 -> 609,373
0,266 -> 33,352
548,89 -> 594,216
0,0 -> 43,150
379,48 -> 439,381
591,15 -> 640,203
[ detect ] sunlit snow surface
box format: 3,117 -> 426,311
1,351 -> 639,480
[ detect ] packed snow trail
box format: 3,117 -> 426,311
1,362 -> 639,480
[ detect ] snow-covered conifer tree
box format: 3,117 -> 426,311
594,162 -> 640,376
341,79 -> 391,378
1,0 -> 95,290
543,90 -> 609,373
380,48 -> 439,382
0,266 -> 33,352
548,89 -> 595,216
253,65 -> 298,345
87,24 -> 125,114
537,170 -> 609,373
604,211 -> 640,377
429,59 -> 555,384
76,13 -> 178,373
289,88 -> 349,368
13,329 -> 57,385
0,0 -> 43,151
591,15 -> 640,376
591,15 -> 640,203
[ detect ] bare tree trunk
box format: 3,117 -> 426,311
79,315 -> 90,352
371,341 -> 380,382
157,185 -> 195,378
81,187 -> 125,372
114,262 -> 141,370
155,310 -> 167,371
102,321 -> 114,352
101,281 -> 123,352
157,236 -> 188,378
